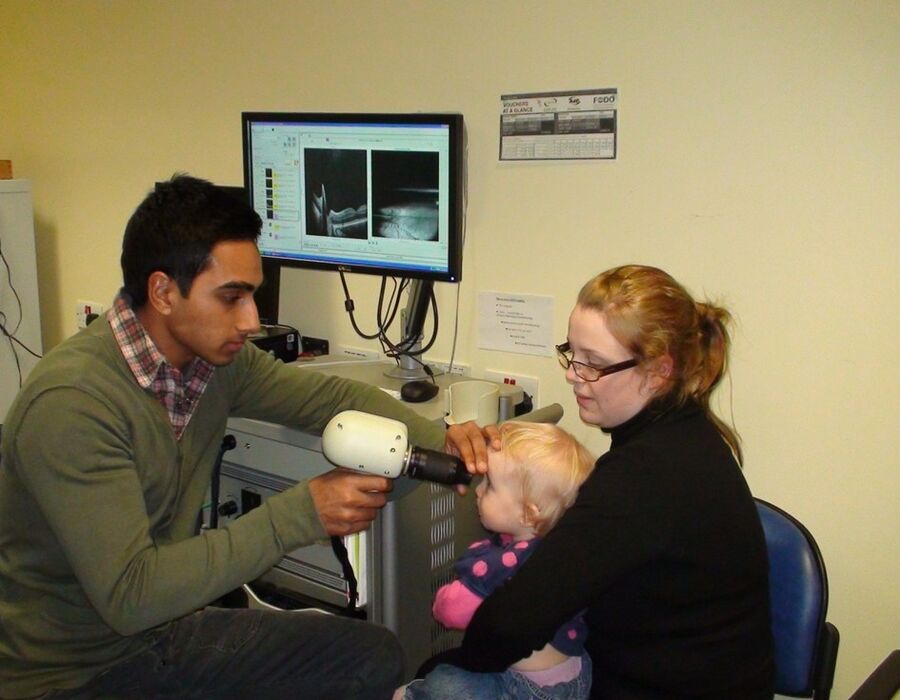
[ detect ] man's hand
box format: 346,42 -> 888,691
444,421 -> 501,494
308,469 -> 394,536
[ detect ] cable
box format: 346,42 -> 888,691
0,238 -> 23,336
207,434 -> 237,530
446,282 -> 461,375
441,119 -> 467,377
339,272 -> 439,373
0,235 -> 43,388
339,271 -> 404,341
330,535 -> 360,613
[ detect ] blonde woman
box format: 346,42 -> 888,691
443,265 -> 774,699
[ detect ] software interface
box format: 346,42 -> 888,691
247,120 -> 453,276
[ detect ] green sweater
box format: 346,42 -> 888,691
0,318 -> 445,698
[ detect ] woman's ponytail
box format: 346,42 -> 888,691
692,301 -> 741,464
692,301 -> 731,402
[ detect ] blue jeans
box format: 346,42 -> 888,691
39,606 -> 404,699
403,655 -> 592,700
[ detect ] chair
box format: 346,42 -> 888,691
756,499 -> 840,699
848,650 -> 900,700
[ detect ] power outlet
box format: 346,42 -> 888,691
483,370 -> 539,406
428,360 -> 470,377
76,300 -> 105,329
334,345 -> 380,361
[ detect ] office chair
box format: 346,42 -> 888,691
756,498 -> 840,699
848,650 -> 900,700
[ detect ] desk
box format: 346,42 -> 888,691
292,355 -> 525,422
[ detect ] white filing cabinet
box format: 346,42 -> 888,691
0,180 -> 43,424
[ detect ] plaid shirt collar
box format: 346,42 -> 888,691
109,292 -> 215,439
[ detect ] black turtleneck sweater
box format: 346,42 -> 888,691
456,400 -> 774,699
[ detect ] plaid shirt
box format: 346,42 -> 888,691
108,293 -> 215,440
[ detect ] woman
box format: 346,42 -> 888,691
446,265 -> 774,699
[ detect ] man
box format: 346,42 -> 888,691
0,175 -> 481,699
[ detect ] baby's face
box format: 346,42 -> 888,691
474,451 -> 529,537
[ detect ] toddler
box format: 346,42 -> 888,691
397,421 -> 595,700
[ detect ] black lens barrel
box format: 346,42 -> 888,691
405,447 -> 472,486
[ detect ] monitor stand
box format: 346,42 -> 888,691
384,279 -> 443,381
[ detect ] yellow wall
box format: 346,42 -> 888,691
2,1 -> 897,694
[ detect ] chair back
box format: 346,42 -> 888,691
755,498 -> 839,698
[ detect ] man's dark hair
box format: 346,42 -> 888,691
121,174 -> 262,307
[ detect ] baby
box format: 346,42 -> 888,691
397,420 -> 596,700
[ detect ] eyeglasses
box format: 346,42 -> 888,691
555,342 -> 638,382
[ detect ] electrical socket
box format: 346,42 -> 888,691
428,360 -> 470,377
333,345 -> 380,361
76,300 -> 105,329
484,370 -> 539,406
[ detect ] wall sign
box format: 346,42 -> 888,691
499,88 -> 618,161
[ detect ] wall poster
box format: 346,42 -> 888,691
499,88 -> 617,161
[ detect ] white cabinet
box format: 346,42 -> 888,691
0,180 -> 43,423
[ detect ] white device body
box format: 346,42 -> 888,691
322,410 -> 410,478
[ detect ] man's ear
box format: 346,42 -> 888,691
146,271 -> 176,316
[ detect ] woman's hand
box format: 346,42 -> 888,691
444,421 -> 501,494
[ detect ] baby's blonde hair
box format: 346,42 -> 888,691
497,421 -> 595,536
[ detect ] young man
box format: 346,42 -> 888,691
0,175 -> 449,699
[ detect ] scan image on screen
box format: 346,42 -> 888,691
372,151 -> 439,242
242,112 -> 463,282
304,148 -> 368,240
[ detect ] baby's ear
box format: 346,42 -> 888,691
521,502 -> 541,526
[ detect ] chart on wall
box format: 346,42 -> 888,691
499,88 -> 618,161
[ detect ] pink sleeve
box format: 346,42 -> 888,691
432,580 -> 484,630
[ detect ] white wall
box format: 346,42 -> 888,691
1,1 -> 897,694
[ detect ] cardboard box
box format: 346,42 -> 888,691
0,161 -> 12,179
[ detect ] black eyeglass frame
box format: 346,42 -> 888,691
555,342 -> 639,382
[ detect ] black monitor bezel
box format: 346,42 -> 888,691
241,111 -> 464,283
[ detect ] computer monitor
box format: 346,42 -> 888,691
241,112 -> 463,282
241,112 -> 465,378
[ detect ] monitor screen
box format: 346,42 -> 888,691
242,112 -> 464,282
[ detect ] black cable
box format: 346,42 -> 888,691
208,434 -> 237,530
330,535 -> 359,613
379,282 -> 438,360
0,237 -> 23,337
0,316 -> 22,387
339,271 -> 378,339
339,272 -> 439,366
339,272 -> 404,341
0,236 -> 43,388
1,329 -> 42,359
